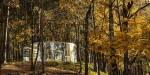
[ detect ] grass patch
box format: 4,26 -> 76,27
81,63 -> 108,75
46,61 -> 80,71
46,61 -> 60,66
46,61 -> 108,75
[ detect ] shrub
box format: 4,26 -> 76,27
47,61 -> 59,66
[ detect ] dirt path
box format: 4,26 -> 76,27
0,62 -> 78,75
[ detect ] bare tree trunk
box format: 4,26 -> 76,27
0,1 -> 5,70
30,0 -> 34,71
93,52 -> 97,72
4,1 -> 10,63
84,4 -> 92,75
122,0 -> 129,75
30,15 -> 34,71
108,0 -> 118,75
75,23 -> 82,74
39,2 -> 45,72
7,35 -> 12,62
12,40 -> 15,61
41,40 -> 45,73
33,42 -> 40,70
30,36 -> 34,70
97,53 -> 100,75
76,24 -> 80,62
91,0 -> 97,72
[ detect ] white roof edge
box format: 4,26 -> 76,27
35,41 -> 76,44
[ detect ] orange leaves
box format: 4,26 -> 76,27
10,19 -> 25,28
59,0 -> 77,13
128,16 -> 146,25
89,30 -> 110,52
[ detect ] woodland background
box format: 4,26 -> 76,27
0,0 -> 150,75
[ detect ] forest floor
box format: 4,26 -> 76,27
0,62 -> 78,75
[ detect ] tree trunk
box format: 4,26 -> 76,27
101,53 -> 106,72
41,41 -> 45,73
4,1 -> 10,63
76,24 -> 80,62
108,0 -> 118,75
91,0 -> 98,72
84,4 -> 92,75
122,0 -> 129,75
97,53 -> 100,75
30,0 -> 34,71
6,34 -> 12,62
30,36 -> 34,70
75,23 -> 82,74
39,3 -> 45,73
33,42 -> 40,71
124,47 -> 128,75
93,52 -> 97,72
0,3 -> 5,69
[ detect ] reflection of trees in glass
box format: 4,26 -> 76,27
54,51 -> 62,61
61,43 -> 65,61
24,50 -> 29,57
46,43 -> 54,60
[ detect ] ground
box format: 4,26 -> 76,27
0,62 -> 78,75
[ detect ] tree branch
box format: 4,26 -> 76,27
129,3 -> 150,19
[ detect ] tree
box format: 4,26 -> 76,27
119,1 -> 150,75
84,3 -> 92,75
0,0 -> 5,70
108,0 -> 118,75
